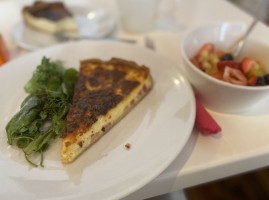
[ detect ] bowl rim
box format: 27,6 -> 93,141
181,22 -> 269,91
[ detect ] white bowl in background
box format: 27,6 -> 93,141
181,23 -> 269,114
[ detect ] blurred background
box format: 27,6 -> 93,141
228,0 -> 269,23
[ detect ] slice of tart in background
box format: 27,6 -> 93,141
61,58 -> 153,163
22,1 -> 77,33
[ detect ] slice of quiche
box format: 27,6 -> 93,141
61,58 -> 153,163
22,1 -> 77,33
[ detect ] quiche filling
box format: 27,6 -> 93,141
61,58 -> 153,163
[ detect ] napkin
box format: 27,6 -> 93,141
195,96 -> 222,134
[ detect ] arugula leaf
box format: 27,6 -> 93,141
6,57 -> 78,167
24,57 -> 65,95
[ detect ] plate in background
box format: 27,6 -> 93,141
12,7 -> 116,51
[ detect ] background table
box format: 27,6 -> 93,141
1,0 -> 269,199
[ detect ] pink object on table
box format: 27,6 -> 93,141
195,96 -> 222,134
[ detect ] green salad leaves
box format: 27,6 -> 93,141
6,57 -> 78,167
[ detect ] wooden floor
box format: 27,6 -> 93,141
185,167 -> 269,200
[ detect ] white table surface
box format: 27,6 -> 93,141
2,0 -> 269,199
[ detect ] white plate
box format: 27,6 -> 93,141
0,41 -> 195,200
12,7 -> 116,51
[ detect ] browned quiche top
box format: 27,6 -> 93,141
23,1 -> 73,21
62,58 -> 150,140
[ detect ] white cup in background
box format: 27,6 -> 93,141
117,0 -> 159,33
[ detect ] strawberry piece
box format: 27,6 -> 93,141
240,57 -> 255,74
212,71 -> 223,80
217,60 -> 239,72
248,76 -> 258,86
223,67 -> 247,86
195,43 -> 214,58
190,58 -> 202,70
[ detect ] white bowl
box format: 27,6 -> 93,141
181,23 -> 269,114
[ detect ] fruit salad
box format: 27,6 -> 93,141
190,43 -> 269,86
